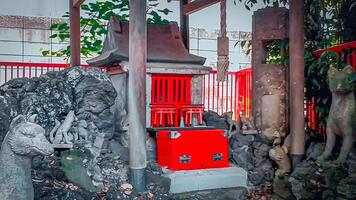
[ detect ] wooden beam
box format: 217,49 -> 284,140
73,0 -> 85,8
128,0 -> 147,193
70,0 -> 81,66
289,0 -> 305,164
180,0 -> 189,49
183,0 -> 220,15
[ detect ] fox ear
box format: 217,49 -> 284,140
10,115 -> 26,130
343,65 -> 353,74
328,65 -> 338,77
28,114 -> 37,123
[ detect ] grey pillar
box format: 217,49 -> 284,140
128,0 -> 147,192
289,0 -> 305,159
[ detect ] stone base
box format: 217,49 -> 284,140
53,144 -> 73,149
163,166 -> 247,194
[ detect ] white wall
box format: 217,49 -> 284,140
0,0 -> 69,17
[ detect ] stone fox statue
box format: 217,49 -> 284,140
0,115 -> 54,200
318,65 -> 356,163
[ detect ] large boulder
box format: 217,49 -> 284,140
203,111 -> 229,129
0,67 -> 117,144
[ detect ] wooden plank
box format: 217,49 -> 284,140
183,0 -> 220,15
73,0 -> 85,8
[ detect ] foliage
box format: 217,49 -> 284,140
236,0 -> 356,131
234,0 -> 287,10
41,0 -> 172,59
265,40 -> 288,67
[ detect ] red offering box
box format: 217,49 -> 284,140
149,127 -> 229,170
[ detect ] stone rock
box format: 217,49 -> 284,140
305,142 -> 324,161
172,187 -> 247,200
119,183 -> 133,195
146,176 -> 170,196
248,137 -> 274,186
229,131 -> 254,171
203,111 -> 229,129
288,161 -> 324,200
272,177 -> 294,200
0,96 -> 10,144
337,171 -> 356,199
0,66 -> 117,142
94,135 -> 108,150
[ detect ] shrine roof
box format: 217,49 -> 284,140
88,17 -> 206,67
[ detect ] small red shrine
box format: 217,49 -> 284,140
88,17 -> 212,128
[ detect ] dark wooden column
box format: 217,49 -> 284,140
128,0 -> 147,192
289,0 -> 305,163
69,0 -> 81,67
180,0 -> 189,49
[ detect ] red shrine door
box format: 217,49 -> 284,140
150,74 -> 192,127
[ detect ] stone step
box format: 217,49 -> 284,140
163,166 -> 248,194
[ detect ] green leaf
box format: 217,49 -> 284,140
49,34 -> 58,39
93,40 -> 102,46
50,24 -> 59,30
41,50 -> 50,56
158,8 -> 173,15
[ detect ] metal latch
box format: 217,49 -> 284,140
179,155 -> 191,163
212,153 -> 223,161
169,131 -> 181,139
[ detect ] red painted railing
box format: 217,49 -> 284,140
0,62 -> 108,86
203,68 -> 252,120
0,62 -> 68,85
310,41 -> 356,135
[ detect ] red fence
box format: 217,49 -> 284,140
203,68 -> 252,120
0,62 -> 253,121
309,41 -> 356,135
0,62 -> 68,85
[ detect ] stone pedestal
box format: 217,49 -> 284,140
163,166 -> 247,194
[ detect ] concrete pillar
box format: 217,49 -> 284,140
289,0 -> 305,161
128,0 -> 147,192
191,75 -> 203,104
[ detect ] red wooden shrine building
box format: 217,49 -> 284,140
88,17 -> 211,128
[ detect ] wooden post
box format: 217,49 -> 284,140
180,0 -> 189,49
289,0 -> 305,165
128,0 -> 147,192
70,0 -> 81,67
